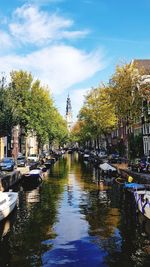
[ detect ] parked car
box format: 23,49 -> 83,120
27,154 -> 39,162
17,156 -> 27,167
0,158 -> 16,171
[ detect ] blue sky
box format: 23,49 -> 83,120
0,0 -> 150,120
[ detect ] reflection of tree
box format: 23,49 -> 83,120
103,192 -> 150,267
0,209 -> 17,267
4,153 -> 150,266
64,153 -> 150,266
7,157 -> 69,267
79,187 -> 120,239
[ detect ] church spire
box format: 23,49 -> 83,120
66,94 -> 72,115
66,94 -> 73,132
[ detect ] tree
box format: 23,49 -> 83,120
9,70 -> 33,133
109,62 -> 143,158
29,80 -> 54,150
78,86 -> 117,149
29,81 -> 68,151
47,107 -> 68,148
0,74 -> 18,138
109,62 -> 142,121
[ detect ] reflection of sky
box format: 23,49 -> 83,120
53,173 -> 89,244
42,172 -> 108,267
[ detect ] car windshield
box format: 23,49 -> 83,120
17,157 -> 25,160
29,154 -> 37,157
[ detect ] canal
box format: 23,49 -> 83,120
0,152 -> 150,267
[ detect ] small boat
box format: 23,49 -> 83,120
83,153 -> 90,159
134,190 -> 150,220
0,191 -> 18,222
24,169 -> 43,180
124,182 -> 146,191
44,160 -> 52,169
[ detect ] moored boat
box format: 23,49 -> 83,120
44,160 -> 52,169
83,154 -> 90,160
134,190 -> 150,220
124,182 -> 146,191
24,169 -> 43,180
0,191 -> 18,222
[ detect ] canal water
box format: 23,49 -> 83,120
0,153 -> 150,267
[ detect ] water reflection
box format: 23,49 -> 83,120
25,187 -> 40,204
0,153 -> 150,266
42,154 -> 121,266
0,209 -> 17,267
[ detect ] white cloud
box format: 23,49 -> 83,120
0,30 -> 13,50
9,4 -> 89,45
70,88 -> 90,119
0,45 -> 105,95
0,3 -> 108,117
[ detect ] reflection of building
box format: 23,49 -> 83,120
25,188 -> 40,203
66,95 -> 73,132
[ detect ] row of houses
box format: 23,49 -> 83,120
83,60 -> 150,159
0,95 -> 71,160
0,127 -> 38,159
110,59 -> 150,158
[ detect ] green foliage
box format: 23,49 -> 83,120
29,80 -> 68,147
0,70 -> 68,148
109,62 -> 142,120
9,70 -> 33,132
0,75 -> 17,136
76,86 -> 117,144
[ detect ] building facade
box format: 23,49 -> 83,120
133,59 -> 150,156
109,59 -> 150,158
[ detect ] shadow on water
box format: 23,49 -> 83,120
0,208 -> 17,267
0,152 -> 150,266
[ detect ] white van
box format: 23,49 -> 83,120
27,154 -> 39,162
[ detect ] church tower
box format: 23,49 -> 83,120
66,94 -> 73,132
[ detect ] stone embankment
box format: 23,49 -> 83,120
0,163 -> 39,191
0,169 -> 21,191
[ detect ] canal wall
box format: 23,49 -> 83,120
115,163 -> 150,184
0,163 -> 40,191
0,170 -> 21,191
0,155 -> 60,192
